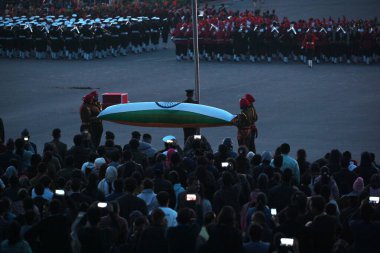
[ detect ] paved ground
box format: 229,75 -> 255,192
1,0 -> 380,161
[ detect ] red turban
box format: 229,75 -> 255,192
245,93 -> 255,103
83,91 -> 98,103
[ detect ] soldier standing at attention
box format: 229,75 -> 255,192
182,89 -> 199,144
80,91 -> 103,148
234,98 -> 252,151
245,93 -> 258,153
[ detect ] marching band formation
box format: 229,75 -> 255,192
0,5 -> 379,66
172,15 -> 380,66
0,15 -> 170,60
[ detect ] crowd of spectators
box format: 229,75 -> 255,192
0,126 -> 380,253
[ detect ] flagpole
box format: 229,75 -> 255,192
191,0 -> 200,104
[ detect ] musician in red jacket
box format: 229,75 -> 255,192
302,30 -> 318,67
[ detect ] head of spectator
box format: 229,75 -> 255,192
217,205 -> 236,227
290,191 -> 307,214
131,131 -> 141,141
367,174 -> 380,199
129,138 -> 140,151
168,170 -> 180,185
4,166 -> 17,179
97,146 -> 107,158
217,144 -> 229,157
157,191 -> 170,207
246,151 -> 255,162
30,152 -> 42,167
359,151 -> 372,167
309,195 -> 326,216
297,149 -> 307,162
40,175 -> 51,189
187,176 -> 201,193
177,207 -> 196,225
222,138 -> 233,151
73,134 -> 82,147
255,192 -> 268,211
257,173 -> 268,191
87,205 -> 102,226
221,171 -> 234,188
204,211 -> 216,226
124,177 -> 137,194
105,131 -> 115,141
329,149 -> 342,164
351,177 -> 365,194
261,151 -> 272,164
105,139 -> 114,148
325,202 -> 338,216
108,150 -> 120,164
248,223 -> 263,242
49,199 -> 62,215
142,133 -> 152,144
105,166 -> 117,184
52,128 -> 61,140
237,146 -> 248,157
280,143 -> 291,155
150,208 -> 166,227
142,178 -> 154,190
34,183 -> 45,196
251,154 -> 262,168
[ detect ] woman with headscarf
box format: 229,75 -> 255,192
98,166 -> 118,197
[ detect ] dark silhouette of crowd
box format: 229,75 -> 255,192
0,124 -> 380,253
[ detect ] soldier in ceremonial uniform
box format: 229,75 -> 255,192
33,24 -> 48,59
248,23 -> 258,62
182,89 -> 199,144
172,23 -> 187,61
119,18 -> 131,56
233,98 -> 252,150
94,21 -> 106,58
130,18 -> 142,54
17,23 -> 30,59
80,91 -> 103,148
244,93 -> 258,153
49,23 -> 63,59
141,18 -> 151,52
215,22 -> 226,61
161,18 -> 170,49
302,29 -> 318,67
63,24 -> 80,60
4,23 -> 15,58
110,21 -> 120,57
81,22 -> 95,60
150,17 -> 160,51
